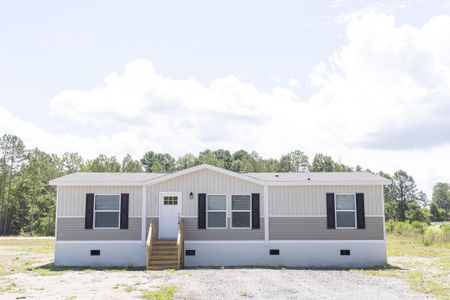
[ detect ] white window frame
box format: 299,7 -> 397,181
206,194 -> 227,229
230,194 -> 252,229
163,195 -> 178,205
93,194 -> 121,230
334,193 -> 357,229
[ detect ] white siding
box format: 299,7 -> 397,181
57,186 -> 142,217
268,185 -> 383,216
146,169 -> 265,217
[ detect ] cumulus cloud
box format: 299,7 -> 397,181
47,14 -> 450,153
2,11 -> 450,195
309,12 -> 450,149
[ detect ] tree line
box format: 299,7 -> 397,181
0,134 -> 449,236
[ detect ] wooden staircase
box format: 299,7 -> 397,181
146,219 -> 184,270
148,240 -> 178,270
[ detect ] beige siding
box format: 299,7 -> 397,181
269,185 -> 383,216
57,186 -> 142,217
269,216 -> 384,240
146,169 -> 264,217
183,217 -> 264,240
56,217 -> 141,241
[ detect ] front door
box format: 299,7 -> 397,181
158,192 -> 181,239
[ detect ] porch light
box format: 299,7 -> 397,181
189,192 -> 194,199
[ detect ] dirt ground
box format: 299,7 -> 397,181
1,263 -> 437,299
0,238 -> 442,299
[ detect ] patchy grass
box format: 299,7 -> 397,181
356,233 -> 450,300
141,285 -> 177,300
0,237 -> 54,254
387,234 -> 449,257
0,279 -> 25,294
0,237 -> 54,276
358,265 -> 403,279
113,283 -> 139,293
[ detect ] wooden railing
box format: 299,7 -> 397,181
176,218 -> 185,269
146,219 -> 156,268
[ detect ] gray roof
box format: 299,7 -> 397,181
49,165 -> 390,186
244,172 -> 388,183
49,172 -> 165,185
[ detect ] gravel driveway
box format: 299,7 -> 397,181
3,267 -> 435,300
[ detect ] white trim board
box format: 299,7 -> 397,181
264,185 -> 269,245
56,240 -> 143,244
57,215 -> 142,218
54,186 -> 59,248
141,186 -> 147,245
185,240 -> 385,244
269,215 -> 327,218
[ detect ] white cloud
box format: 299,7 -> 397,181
2,11 -> 450,196
287,78 -> 301,88
309,12 -> 450,149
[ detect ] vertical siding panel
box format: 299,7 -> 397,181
58,185 -> 143,217
144,169 -> 265,217
71,187 -> 76,216
268,185 -> 383,216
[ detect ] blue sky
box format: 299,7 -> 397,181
1,0 -> 450,195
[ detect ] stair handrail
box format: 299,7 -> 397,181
176,218 -> 185,269
146,219 -> 156,269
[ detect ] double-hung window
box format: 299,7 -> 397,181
207,195 -> 227,228
231,195 -> 251,228
335,194 -> 356,229
94,195 -> 120,228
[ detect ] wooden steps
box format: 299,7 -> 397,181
147,240 -> 179,270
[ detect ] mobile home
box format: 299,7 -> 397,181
49,164 -> 389,269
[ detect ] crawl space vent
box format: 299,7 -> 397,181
340,249 -> 350,256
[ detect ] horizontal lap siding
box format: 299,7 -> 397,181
146,169 -> 264,217
269,216 -> 384,240
57,217 -> 141,241
184,217 -> 264,240
57,186 -> 142,217
269,185 -> 382,216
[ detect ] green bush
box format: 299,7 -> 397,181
386,220 -> 450,247
411,221 -> 428,235
439,223 -> 450,243
422,226 -> 440,246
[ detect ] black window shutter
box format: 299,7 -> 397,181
85,193 -> 94,229
251,193 -> 260,229
120,193 -> 129,229
326,193 -> 335,229
198,193 -> 206,229
356,193 -> 365,229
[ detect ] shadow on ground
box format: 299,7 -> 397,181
32,263 -> 145,273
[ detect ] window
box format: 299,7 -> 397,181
94,195 -> 120,228
207,195 -> 226,228
335,194 -> 356,228
231,195 -> 251,228
163,196 -> 178,205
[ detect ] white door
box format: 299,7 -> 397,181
158,192 -> 182,239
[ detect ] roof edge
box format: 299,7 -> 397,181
49,165 -> 391,187
143,164 -> 265,186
